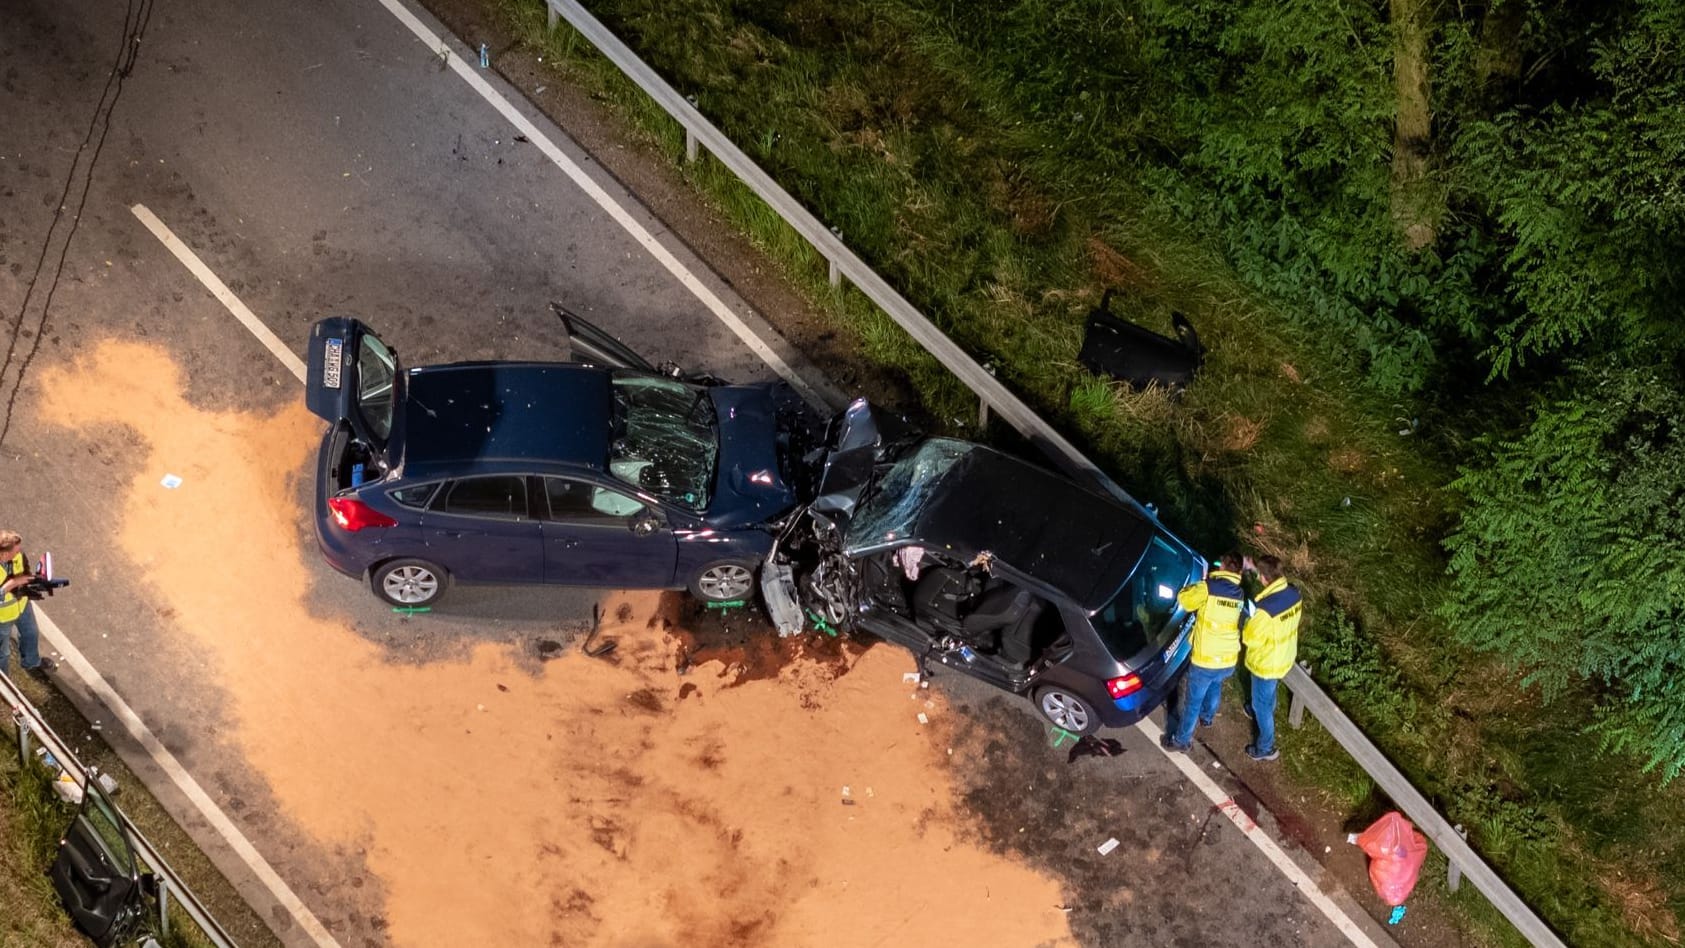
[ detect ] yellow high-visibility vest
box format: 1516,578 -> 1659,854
1177,570 -> 1245,670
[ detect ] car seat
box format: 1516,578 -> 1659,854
912,566 -> 975,634
962,585 -> 1043,666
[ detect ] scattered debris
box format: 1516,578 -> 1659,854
917,712 -> 929,725
1097,838 -> 1120,856
160,474 -> 183,489
1066,735 -> 1125,763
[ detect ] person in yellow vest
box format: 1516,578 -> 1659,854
0,531 -> 55,679
1242,555 -> 1302,761
1160,553 -> 1246,752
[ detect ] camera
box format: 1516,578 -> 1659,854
12,551 -> 68,601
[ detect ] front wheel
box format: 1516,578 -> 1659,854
372,558 -> 449,608
688,560 -> 758,602
1033,686 -> 1101,736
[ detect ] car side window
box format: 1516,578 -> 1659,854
439,476 -> 528,520
545,477 -> 644,521
389,483 -> 440,510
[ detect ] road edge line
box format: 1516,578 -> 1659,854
367,0 -> 824,407
1136,716 -> 1386,947
34,607 -> 342,948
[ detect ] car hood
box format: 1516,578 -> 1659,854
707,384 -> 803,528
805,398 -> 919,524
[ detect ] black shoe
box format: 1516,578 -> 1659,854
1160,733 -> 1191,753
1245,743 -> 1279,762
1197,717 -> 1216,729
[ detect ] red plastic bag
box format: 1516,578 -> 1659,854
1355,812 -> 1429,906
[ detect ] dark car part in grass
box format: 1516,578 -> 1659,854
763,399 -> 1203,735
304,307 -> 822,609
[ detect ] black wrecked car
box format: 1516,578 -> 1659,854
762,401 -> 1204,735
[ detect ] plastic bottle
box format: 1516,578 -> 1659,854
958,645 -> 977,663
479,43 -> 489,69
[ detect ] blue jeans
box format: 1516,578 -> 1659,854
1250,674 -> 1281,754
1171,664 -> 1234,746
0,601 -> 42,674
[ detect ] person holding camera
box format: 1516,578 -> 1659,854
0,530 -> 56,679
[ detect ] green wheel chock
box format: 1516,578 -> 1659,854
392,606 -> 432,614
1047,726 -> 1080,748
805,610 -> 839,637
705,599 -> 748,610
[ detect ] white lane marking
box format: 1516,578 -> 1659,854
1138,716 -> 1382,947
35,608 -> 342,948
130,205 -> 308,383
366,0 -> 826,407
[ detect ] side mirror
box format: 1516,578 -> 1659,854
630,511 -> 664,537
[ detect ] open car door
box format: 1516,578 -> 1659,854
551,302 -> 659,373
50,770 -> 147,947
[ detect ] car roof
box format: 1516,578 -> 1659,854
398,362 -> 612,479
898,445 -> 1155,611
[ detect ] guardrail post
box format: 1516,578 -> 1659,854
1447,824 -> 1468,892
158,877 -> 172,937
13,708 -> 28,767
827,227 -> 844,287
546,0 -> 559,31
684,96 -> 701,163
1288,663 -> 1311,728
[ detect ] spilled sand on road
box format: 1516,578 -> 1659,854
40,340 -> 1075,947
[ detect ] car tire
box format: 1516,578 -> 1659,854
372,558 -> 449,608
688,559 -> 758,603
1033,686 -> 1101,736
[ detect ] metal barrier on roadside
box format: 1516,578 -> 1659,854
1,669 -> 239,948
535,3 -> 1569,945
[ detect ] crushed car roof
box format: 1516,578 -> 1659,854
848,439 -> 1155,611
399,363 -> 610,478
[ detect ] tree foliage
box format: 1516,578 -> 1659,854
1443,366 -> 1685,779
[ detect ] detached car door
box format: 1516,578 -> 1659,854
49,775 -> 144,947
540,476 -> 679,587
422,475 -> 546,583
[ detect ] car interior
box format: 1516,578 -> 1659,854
860,547 -> 1067,670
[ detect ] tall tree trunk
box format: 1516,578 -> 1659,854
1390,0 -> 1438,251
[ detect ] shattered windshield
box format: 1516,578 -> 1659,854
608,373 -> 717,511
1090,534 -> 1198,661
844,438 -> 975,554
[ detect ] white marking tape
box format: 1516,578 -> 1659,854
35,607 -> 342,948
129,205 -> 308,383
1138,717 -> 1382,947
369,0 -> 823,407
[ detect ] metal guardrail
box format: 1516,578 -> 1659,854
1,668 -> 238,948
537,3 -> 1569,945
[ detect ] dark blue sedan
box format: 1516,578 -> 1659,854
304,312 -> 814,608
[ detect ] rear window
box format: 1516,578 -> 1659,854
389,483 -> 439,509
357,334 -> 397,441
1089,534 -> 1196,661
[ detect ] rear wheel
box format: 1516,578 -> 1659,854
1034,686 -> 1100,736
372,558 -> 448,608
688,560 -> 757,602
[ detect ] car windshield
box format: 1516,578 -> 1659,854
844,438 -> 975,554
1089,533 -> 1197,661
608,373 -> 717,511
357,333 -> 397,441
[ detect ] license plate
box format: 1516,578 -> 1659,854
322,338 -> 344,389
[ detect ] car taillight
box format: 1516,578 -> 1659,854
326,497 -> 398,531
1106,674 -> 1143,700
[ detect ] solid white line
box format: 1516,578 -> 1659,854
1137,717 -> 1382,947
365,0 -> 826,408
129,205 -> 308,383
34,607 -> 342,948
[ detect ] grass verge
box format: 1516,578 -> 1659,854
463,2 -> 1685,944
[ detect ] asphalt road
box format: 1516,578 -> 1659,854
1,0 -> 1393,945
